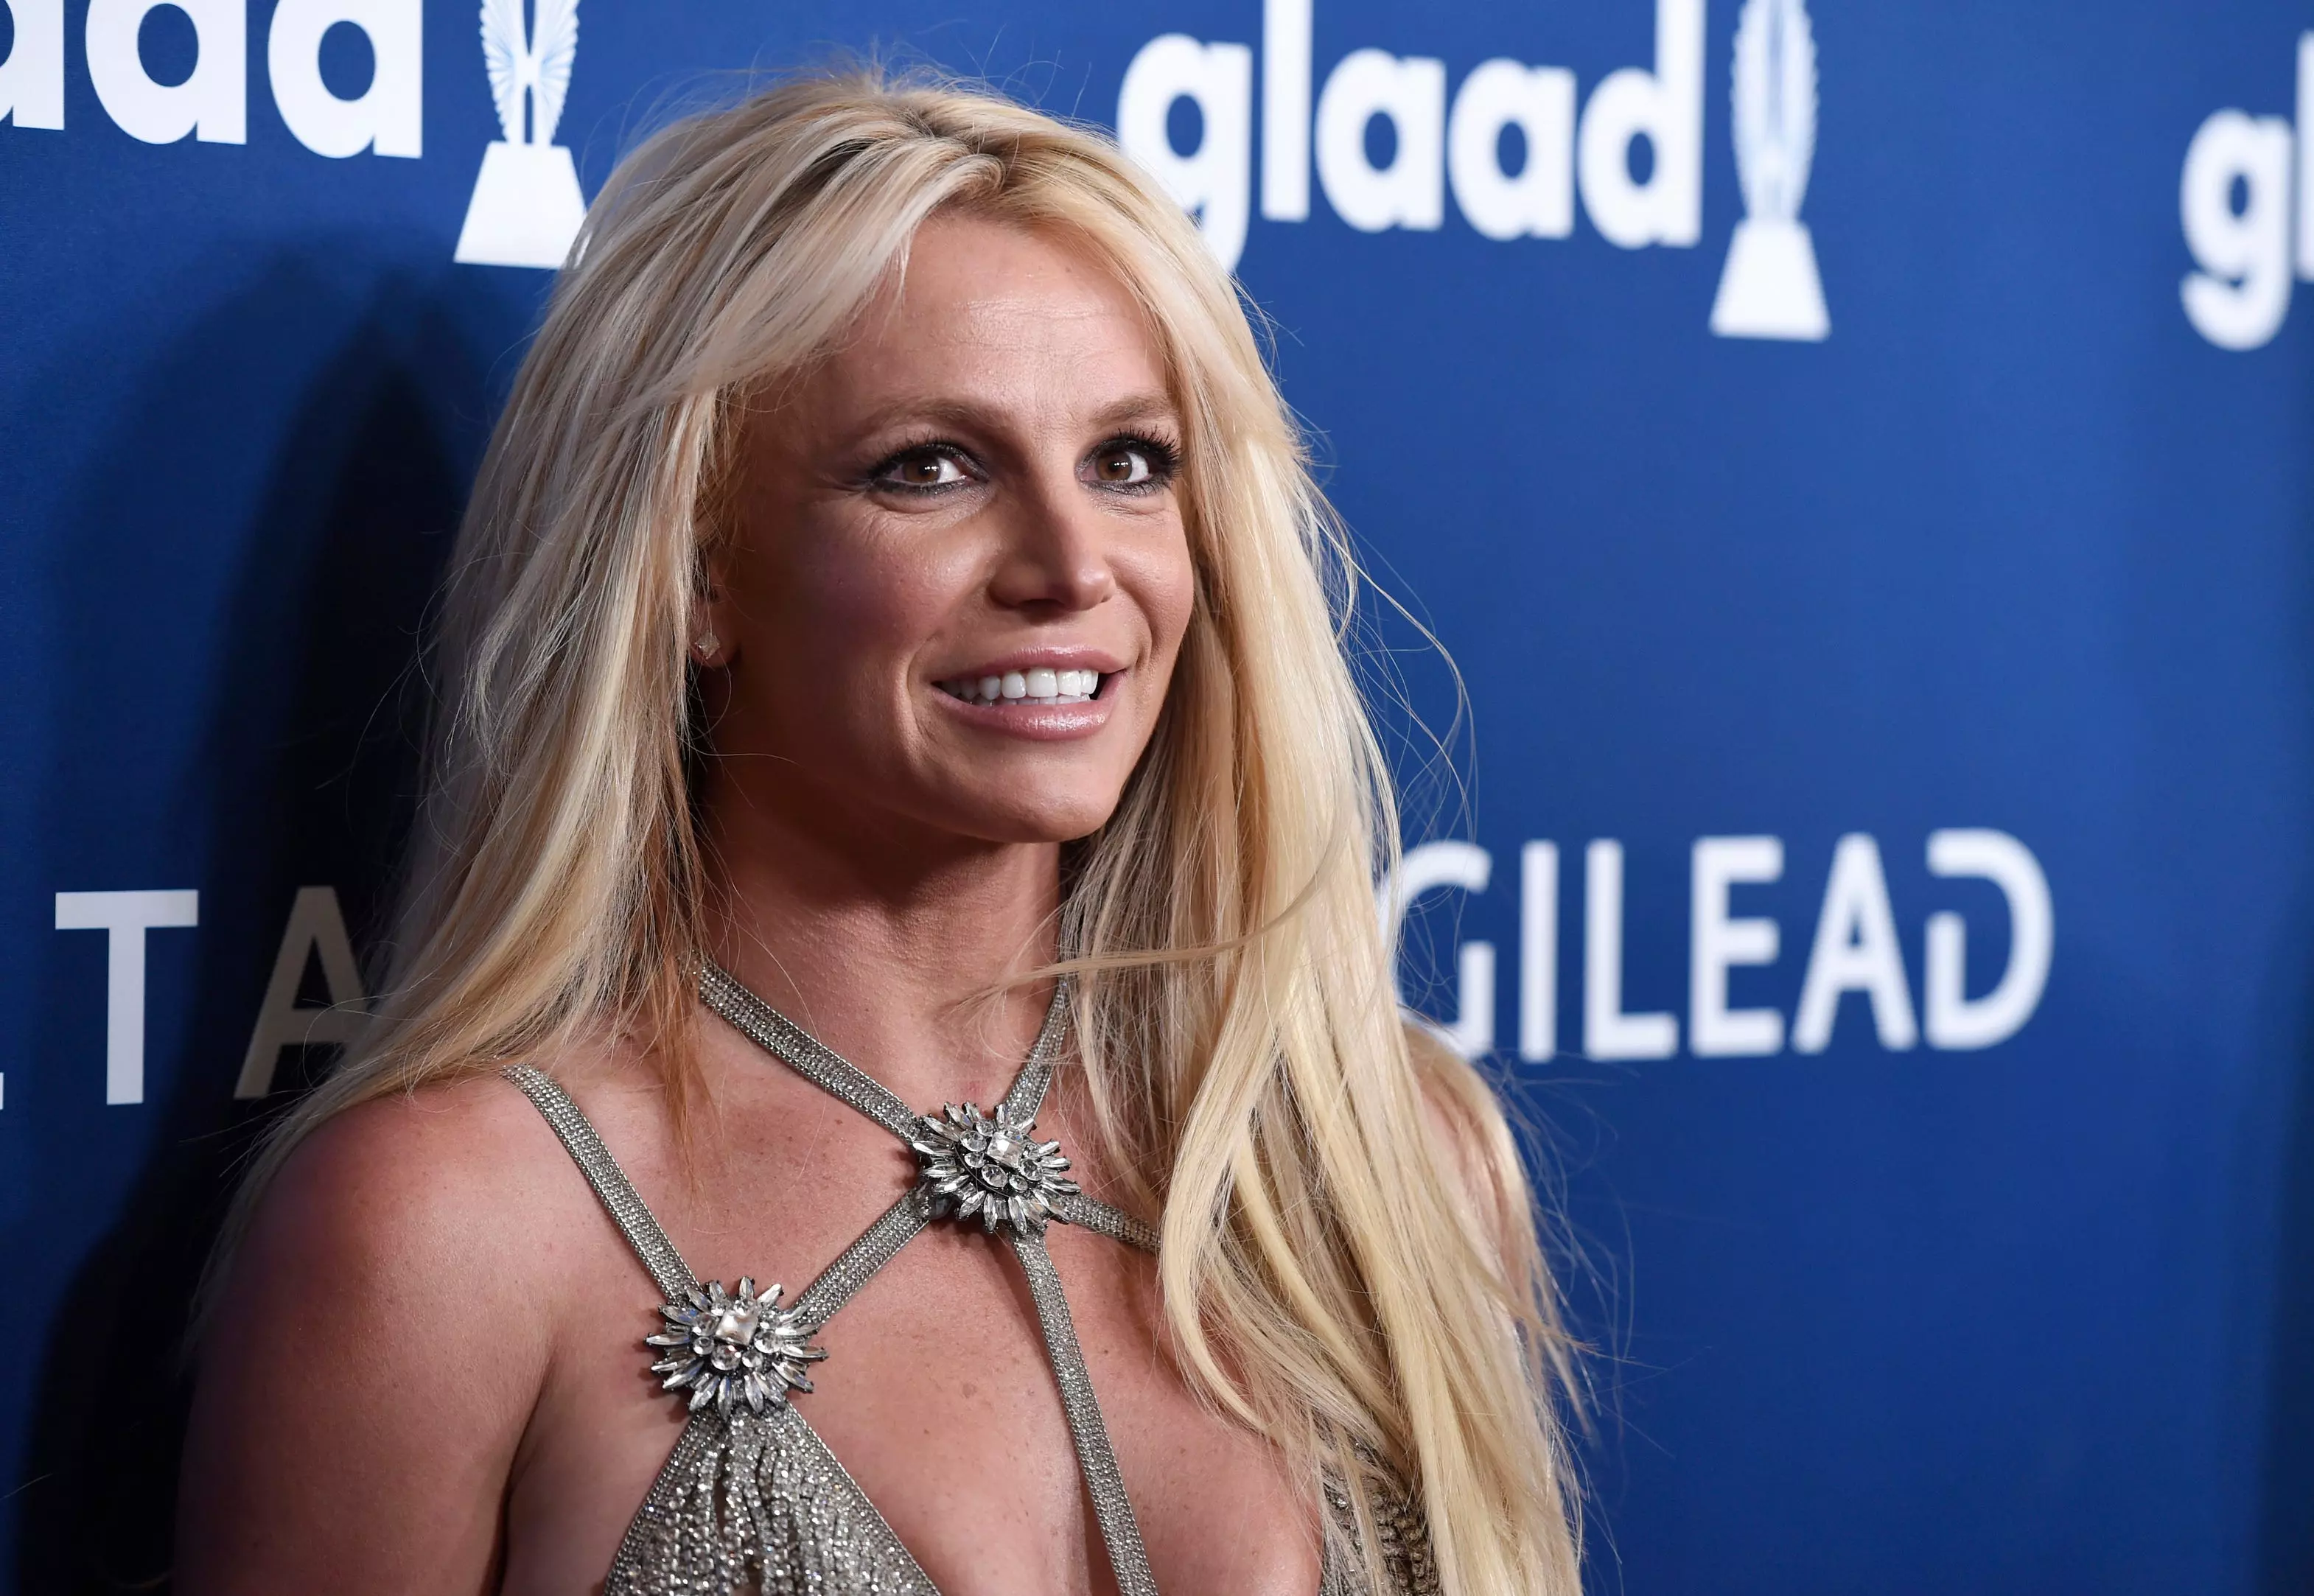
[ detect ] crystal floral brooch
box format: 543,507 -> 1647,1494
910,1100 -> 1081,1236
646,1277 -> 828,1417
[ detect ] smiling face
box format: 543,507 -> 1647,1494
699,213 -> 1198,853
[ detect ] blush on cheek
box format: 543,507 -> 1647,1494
754,540 -> 955,700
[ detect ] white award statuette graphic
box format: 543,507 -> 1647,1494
1711,0 -> 1829,340
453,0 -> 585,270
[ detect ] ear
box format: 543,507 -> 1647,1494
691,555 -> 737,668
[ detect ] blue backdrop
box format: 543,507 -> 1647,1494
5,1 -> 2311,1592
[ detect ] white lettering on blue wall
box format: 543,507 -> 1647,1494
1120,0 -> 1828,340
237,886 -> 371,1100
54,889 -> 200,1105
1119,0 -> 1708,270
1383,830 -> 2053,1063
2181,31 -> 2314,349
1,0 -> 422,157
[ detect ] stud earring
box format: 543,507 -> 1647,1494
692,631 -> 720,662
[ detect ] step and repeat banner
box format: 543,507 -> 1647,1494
4,1 -> 2311,1591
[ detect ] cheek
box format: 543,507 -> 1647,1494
1132,520 -> 1199,662
758,520 -> 976,680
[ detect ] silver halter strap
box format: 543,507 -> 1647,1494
694,962 -> 1163,1596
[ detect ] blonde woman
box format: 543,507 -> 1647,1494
177,71 -> 1582,1596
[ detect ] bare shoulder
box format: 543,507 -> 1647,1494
249,1071 -> 580,1307
236,1036 -> 678,1298
175,1066 -> 613,1595
1402,1022 -> 1533,1268
1402,1022 -> 1505,1162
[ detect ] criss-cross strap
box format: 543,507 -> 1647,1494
698,962 -> 928,1140
696,959 -> 1164,1596
504,1016 -> 1413,1596
506,1066 -> 941,1589
1054,1189 -> 1161,1253
699,960 -> 1069,1133
696,960 -> 1157,1250
1010,1229 -> 1159,1596
506,1065 -> 699,1303
790,1191 -> 929,1330
508,1065 -> 919,1337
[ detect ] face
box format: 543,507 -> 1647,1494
700,213 -> 1198,851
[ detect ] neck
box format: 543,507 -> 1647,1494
699,767 -> 1064,1107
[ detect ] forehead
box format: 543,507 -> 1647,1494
813,212 -> 1172,416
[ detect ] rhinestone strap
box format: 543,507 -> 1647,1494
999,1009 -> 1063,1120
505,1065 -> 698,1303
699,962 -> 924,1140
1055,1191 -> 1161,1254
699,961 -> 1074,1139
1010,1230 -> 1160,1596
791,1192 -> 932,1331
1323,1450 -> 1444,1595
699,962 -> 1162,1593
700,966 -> 1156,1253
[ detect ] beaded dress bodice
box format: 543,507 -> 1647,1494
506,964 -> 1437,1595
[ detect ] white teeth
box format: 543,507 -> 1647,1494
935,668 -> 1106,707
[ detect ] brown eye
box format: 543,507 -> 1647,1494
876,449 -> 969,491
1091,445 -> 1153,486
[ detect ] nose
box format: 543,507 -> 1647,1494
986,475 -> 1119,615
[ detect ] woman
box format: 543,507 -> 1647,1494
177,71 -> 1582,1596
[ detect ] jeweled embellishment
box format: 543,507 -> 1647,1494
910,1100 -> 1080,1235
646,1277 -> 828,1416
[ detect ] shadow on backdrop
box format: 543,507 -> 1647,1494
15,256 -> 520,1593
2257,913 -> 2314,1594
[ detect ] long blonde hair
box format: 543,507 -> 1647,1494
227,67 -> 1582,1595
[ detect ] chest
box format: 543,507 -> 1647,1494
496,1079 -> 1323,1596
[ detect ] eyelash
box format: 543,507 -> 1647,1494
864,433 -> 1184,497
866,441 -> 976,497
1097,433 -> 1183,494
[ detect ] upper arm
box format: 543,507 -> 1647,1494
175,1078 -> 562,1596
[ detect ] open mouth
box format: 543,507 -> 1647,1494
934,668 -> 1105,708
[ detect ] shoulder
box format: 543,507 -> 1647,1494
1400,1021 -> 1503,1162
217,1068 -> 597,1395
294,1067 -> 553,1196
1401,1022 -> 1532,1271
177,1064 -> 618,1592
262,1071 -> 574,1289
232,1038 -> 688,1329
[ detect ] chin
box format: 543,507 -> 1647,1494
950,790 -> 1120,845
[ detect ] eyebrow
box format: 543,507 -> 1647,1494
849,391 -> 1183,438
1083,392 -> 1183,432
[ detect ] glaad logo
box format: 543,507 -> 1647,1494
0,0 -> 419,158
2179,32 -> 2314,351
1116,0 -> 1826,340
453,0 -> 586,270
1710,0 -> 1827,340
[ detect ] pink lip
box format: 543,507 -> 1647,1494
936,645 -> 1128,679
935,692 -> 1114,741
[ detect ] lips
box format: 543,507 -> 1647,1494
928,655 -> 1120,741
